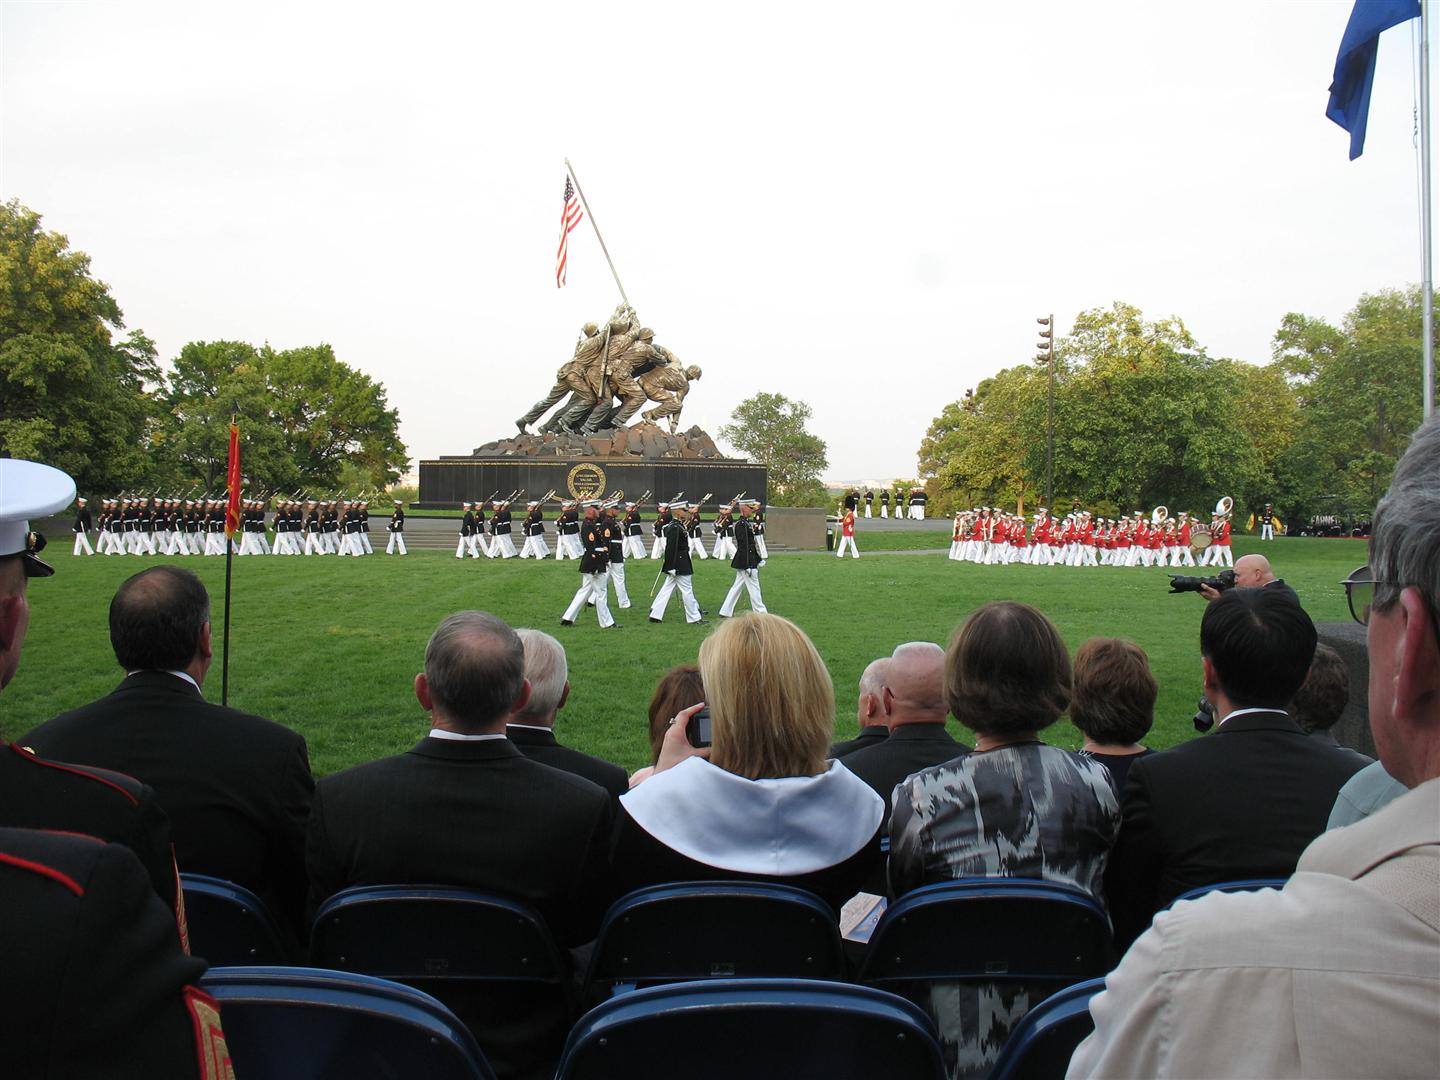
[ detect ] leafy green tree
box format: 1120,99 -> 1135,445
158,341 -> 408,494
0,199 -> 159,492
1273,287 -> 1426,519
719,392 -> 828,505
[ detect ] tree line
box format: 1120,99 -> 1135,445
0,199 -> 407,497
918,293 -> 1427,528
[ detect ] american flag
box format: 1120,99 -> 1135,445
556,176 -> 583,288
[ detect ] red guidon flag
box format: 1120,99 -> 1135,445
224,414 -> 242,537
556,175 -> 583,287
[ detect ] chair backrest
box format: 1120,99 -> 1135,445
309,885 -> 574,1079
555,978 -> 945,1080
986,977 -> 1104,1080
583,881 -> 846,999
1169,877 -> 1287,906
181,873 -> 290,966
859,877 -> 1115,985
202,965 -> 494,1080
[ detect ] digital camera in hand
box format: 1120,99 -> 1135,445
1168,568 -> 1237,595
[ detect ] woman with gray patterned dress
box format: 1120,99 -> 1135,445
889,601 -> 1120,1080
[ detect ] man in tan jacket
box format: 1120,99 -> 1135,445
1069,415 -> 1440,1079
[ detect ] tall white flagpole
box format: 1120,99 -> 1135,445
1423,0 -> 1435,417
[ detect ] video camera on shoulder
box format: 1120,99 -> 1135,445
1167,568 -> 1236,595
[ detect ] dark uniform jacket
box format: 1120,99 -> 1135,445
625,511 -> 643,536
524,510 -> 545,536
829,726 -> 888,759
0,828 -> 226,1080
389,508 -> 405,532
73,507 -> 92,532
731,518 -> 762,571
505,725 -> 628,797
604,513 -> 624,563
0,741 -> 179,916
837,723 -> 972,828
661,519 -> 693,575
22,671 -> 314,941
1104,708 -> 1370,947
491,509 -> 513,535
578,517 -> 612,574
460,510 -> 477,536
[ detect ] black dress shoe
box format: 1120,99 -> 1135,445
605,623 -> 623,629
649,617 -> 662,623
560,619 -> 575,626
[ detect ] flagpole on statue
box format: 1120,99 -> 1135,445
1422,0 -> 1435,418
564,158 -> 632,310
221,403 -> 242,707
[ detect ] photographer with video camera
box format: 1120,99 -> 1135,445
1169,553 -> 1300,606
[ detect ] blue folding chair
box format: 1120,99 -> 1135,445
555,978 -> 946,1080
860,878 -> 1115,1078
202,965 -> 494,1080
582,881 -> 846,1001
1169,877 -> 1287,906
987,977 -> 1105,1080
181,873 -> 290,965
309,885 -> 574,1080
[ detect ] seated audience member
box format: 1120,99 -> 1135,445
1069,415 -> 1440,1079
837,642 -> 971,826
0,462 -> 179,918
1328,758 -> 1408,828
306,611 -> 614,1080
1104,588 -> 1371,949
629,663 -> 706,787
507,629 -> 627,796
889,603 -> 1119,900
22,565 -> 313,940
829,657 -> 891,758
0,828 -> 233,1080
1199,552 -> 1300,605
611,613 -> 883,912
1070,637 -> 1158,792
888,602 -> 1119,1080
1293,643 -> 1372,767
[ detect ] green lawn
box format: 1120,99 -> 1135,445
3,537 -> 1366,776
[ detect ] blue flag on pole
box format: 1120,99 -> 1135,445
1326,0 -> 1421,159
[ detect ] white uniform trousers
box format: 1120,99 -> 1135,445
623,535 -> 647,560
650,536 -> 666,559
386,531 -> 408,554
1213,544 -> 1233,567
520,534 -> 550,558
650,572 -> 703,623
719,569 -> 766,617
835,534 -> 859,558
491,534 -> 517,558
863,505 -> 871,517
880,505 -> 889,518
564,573 -> 615,627
688,537 -> 708,560
948,540 -> 963,560
1180,545 -> 1196,567
607,562 -> 630,608
555,534 -> 582,560
72,532 -> 94,556
1261,522 -> 1274,540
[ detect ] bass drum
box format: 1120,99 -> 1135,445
1190,524 -> 1213,550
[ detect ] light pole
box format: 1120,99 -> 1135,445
1036,315 -> 1055,509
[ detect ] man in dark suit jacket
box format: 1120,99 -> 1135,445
1105,589 -> 1369,947
306,611 -> 613,1080
21,566 -> 314,940
839,642 -> 971,828
830,656 -> 891,758
506,628 -> 627,797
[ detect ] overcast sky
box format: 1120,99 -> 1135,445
1,1 -> 1431,484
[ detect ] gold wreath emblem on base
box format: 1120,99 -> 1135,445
566,463 -> 607,500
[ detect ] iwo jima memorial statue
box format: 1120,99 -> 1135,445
420,161 -> 766,509
417,304 -> 767,507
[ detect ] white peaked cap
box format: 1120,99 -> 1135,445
0,459 -> 77,575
